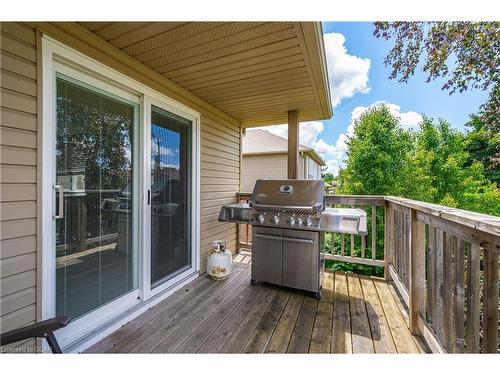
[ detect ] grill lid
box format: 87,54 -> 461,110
249,179 -> 324,211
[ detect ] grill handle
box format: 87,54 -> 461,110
254,233 -> 314,245
283,237 -> 314,245
250,203 -> 323,211
254,234 -> 282,241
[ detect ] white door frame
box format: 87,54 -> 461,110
41,36 -> 201,348
141,96 -> 201,300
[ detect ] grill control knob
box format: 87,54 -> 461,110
297,217 -> 303,226
258,214 -> 265,224
288,217 -> 296,226
305,217 -> 313,227
272,215 -> 280,224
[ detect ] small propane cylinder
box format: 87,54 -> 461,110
207,240 -> 232,280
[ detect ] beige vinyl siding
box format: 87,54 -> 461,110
200,114 -> 240,272
241,153 -> 307,192
0,22 -> 38,346
0,22 -> 242,341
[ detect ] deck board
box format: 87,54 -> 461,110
309,272 -> 334,353
287,295 -> 318,353
359,276 -> 397,353
85,255 -> 427,354
331,272 -> 352,353
347,273 -> 375,353
373,278 -> 420,353
150,268 -> 251,353
265,292 -> 304,353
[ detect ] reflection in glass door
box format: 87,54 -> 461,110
150,106 -> 191,286
55,75 -> 138,320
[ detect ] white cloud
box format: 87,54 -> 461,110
324,32 -> 371,108
350,101 -> 423,131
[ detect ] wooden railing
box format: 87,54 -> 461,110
236,192 -> 252,252
323,195 -> 386,270
233,192 -> 499,353
385,196 -> 499,354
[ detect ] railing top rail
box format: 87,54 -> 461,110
237,192 -> 252,199
385,196 -> 500,238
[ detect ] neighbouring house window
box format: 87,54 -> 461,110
307,157 -> 318,179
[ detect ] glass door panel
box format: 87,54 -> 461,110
55,75 -> 138,320
150,106 -> 191,286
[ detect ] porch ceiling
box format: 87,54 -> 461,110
78,22 -> 332,127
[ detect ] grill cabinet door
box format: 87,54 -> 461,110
252,227 -> 282,285
282,229 -> 319,292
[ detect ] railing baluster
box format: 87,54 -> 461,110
435,228 -> 444,343
442,232 -> 455,351
340,233 -> 345,256
350,234 -> 354,257
466,242 -> 481,353
483,244 -> 499,353
427,225 -> 436,329
409,208 -> 425,335
372,205 -> 376,260
454,238 -> 465,353
384,204 -> 393,280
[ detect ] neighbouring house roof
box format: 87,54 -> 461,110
44,22 -> 331,127
242,129 -> 326,166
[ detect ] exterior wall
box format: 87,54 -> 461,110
241,153 -> 307,192
0,22 -> 240,338
200,114 -> 240,271
0,23 -> 38,346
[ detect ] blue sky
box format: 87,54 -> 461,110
260,22 -> 488,175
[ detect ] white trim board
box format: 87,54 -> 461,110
41,35 -> 202,352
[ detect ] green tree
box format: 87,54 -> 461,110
337,104 -> 412,195
464,114 -> 500,187
321,172 -> 335,183
374,22 -> 500,131
338,107 -> 500,216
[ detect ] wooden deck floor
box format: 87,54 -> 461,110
85,252 -> 427,353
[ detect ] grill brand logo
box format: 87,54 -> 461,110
279,185 -> 294,194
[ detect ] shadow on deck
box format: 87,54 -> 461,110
85,252 -> 428,353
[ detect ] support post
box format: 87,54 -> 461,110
384,203 -> 393,280
409,208 -> 426,335
287,110 -> 299,179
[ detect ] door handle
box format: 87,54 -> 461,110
54,184 -> 64,219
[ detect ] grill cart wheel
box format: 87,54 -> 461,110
250,278 -> 258,285
314,287 -> 322,300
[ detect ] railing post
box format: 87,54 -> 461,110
384,202 -> 393,280
409,208 -> 426,335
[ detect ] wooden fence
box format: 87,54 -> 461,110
234,192 -> 499,353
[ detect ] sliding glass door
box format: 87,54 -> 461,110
150,106 -> 192,287
55,75 -> 138,320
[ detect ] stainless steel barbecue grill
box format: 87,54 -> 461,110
218,179 -> 367,299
